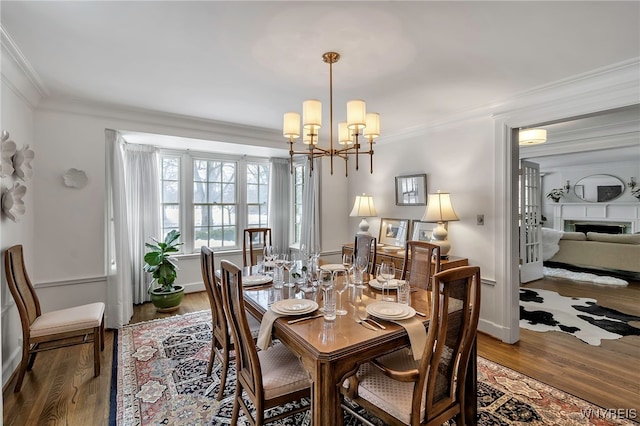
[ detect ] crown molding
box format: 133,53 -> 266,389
1,24 -> 49,101
385,58 -> 640,144
37,96 -> 284,149
520,131 -> 639,159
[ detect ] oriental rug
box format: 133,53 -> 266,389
520,288 -> 640,346
114,310 -> 638,425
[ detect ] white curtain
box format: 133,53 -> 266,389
124,144 -> 160,304
105,130 -> 133,328
299,158 -> 321,254
268,158 -> 290,252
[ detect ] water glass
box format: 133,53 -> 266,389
397,280 -> 410,305
322,286 -> 336,321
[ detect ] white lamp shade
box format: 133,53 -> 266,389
422,192 -> 459,222
519,128 -> 547,145
338,122 -> 353,145
347,100 -> 366,129
283,112 -> 300,138
303,99 -> 322,128
363,113 -> 380,138
350,194 -> 378,217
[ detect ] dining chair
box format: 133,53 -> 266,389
199,246 -> 232,400
400,241 -> 441,290
342,266 -> 481,426
243,227 -> 272,268
219,259 -> 311,426
354,234 -> 377,274
4,245 -> 105,392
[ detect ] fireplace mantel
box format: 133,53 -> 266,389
552,203 -> 640,233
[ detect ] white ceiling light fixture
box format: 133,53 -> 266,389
282,52 -> 380,176
519,128 -> 547,146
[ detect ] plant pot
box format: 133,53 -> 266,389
150,285 -> 185,312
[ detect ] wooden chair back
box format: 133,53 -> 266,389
418,266 -> 481,425
5,245 -> 41,339
243,228 -> 272,268
400,240 -> 441,290
220,260 -> 264,403
354,234 -> 377,274
200,246 -> 232,399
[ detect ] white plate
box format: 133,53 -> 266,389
243,275 -> 273,286
382,246 -> 402,253
271,299 -> 319,316
320,264 -> 346,272
263,261 -> 276,268
367,302 -> 415,320
369,278 -> 399,290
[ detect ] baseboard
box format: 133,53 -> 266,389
478,319 -> 514,343
182,281 -> 205,293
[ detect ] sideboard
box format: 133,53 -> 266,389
341,243 -> 468,278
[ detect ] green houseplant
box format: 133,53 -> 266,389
143,229 -> 184,312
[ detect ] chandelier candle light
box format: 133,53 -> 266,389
283,52 -> 380,176
422,191 -> 459,258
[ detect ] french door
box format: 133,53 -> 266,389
519,160 -> 543,283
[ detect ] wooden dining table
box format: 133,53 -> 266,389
242,274 -> 477,426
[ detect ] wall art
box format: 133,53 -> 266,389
63,168 -> 88,189
1,131 -> 17,178
2,182 -> 27,222
13,144 -> 35,181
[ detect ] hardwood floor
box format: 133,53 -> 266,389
3,279 -> 638,424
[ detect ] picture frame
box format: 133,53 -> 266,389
379,218 -> 410,247
395,174 -> 427,206
410,220 -> 439,242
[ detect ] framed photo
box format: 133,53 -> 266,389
410,220 -> 438,242
395,174 -> 427,206
379,218 -> 410,247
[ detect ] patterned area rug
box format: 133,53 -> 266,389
115,311 -> 638,425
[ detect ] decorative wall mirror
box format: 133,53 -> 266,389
395,174 -> 427,206
573,174 -> 625,202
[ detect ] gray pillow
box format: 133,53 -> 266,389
586,232 -> 640,245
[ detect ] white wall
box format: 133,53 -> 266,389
1,39 -> 39,388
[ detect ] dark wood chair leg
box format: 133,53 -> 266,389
100,317 -> 105,351
94,327 -> 101,377
217,345 -> 230,401
14,345 -> 30,392
27,351 -> 37,370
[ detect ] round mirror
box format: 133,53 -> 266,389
573,174 -> 625,202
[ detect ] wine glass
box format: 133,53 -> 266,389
319,269 -> 335,320
332,270 -> 349,316
342,254 -> 354,286
379,260 -> 396,302
281,254 -> 294,287
354,255 -> 368,289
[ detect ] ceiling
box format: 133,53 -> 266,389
2,1 -> 639,146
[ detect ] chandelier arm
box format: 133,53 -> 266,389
354,133 -> 360,171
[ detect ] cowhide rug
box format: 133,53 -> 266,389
520,288 -> 640,346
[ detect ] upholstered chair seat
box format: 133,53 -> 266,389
30,303 -> 104,338
259,343 -> 310,400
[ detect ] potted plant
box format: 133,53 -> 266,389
143,229 -> 184,312
546,188 -> 565,203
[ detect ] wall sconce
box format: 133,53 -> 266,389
628,177 -> 636,189
564,180 -> 571,193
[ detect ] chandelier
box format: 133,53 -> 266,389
282,52 -> 380,176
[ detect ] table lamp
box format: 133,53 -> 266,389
349,194 -> 378,236
422,191 -> 459,258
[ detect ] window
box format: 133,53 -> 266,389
193,159 -> 237,249
292,163 -> 305,244
161,156 -> 181,239
159,151 -> 270,253
247,162 -> 269,228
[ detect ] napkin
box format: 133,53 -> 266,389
391,317 -> 427,360
256,309 -> 283,350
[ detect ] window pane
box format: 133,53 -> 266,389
194,205 -> 207,227
258,164 -> 269,184
247,164 -> 258,184
163,181 -> 179,203
222,182 -> 235,204
163,205 -> 179,228
194,227 -> 210,248
247,183 -> 258,204
194,160 -> 207,182
258,184 -> 268,203
208,161 -> 221,182
208,182 -> 221,204
247,205 -> 259,227
194,181 -> 206,203
222,163 -> 235,183
162,158 -> 179,180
